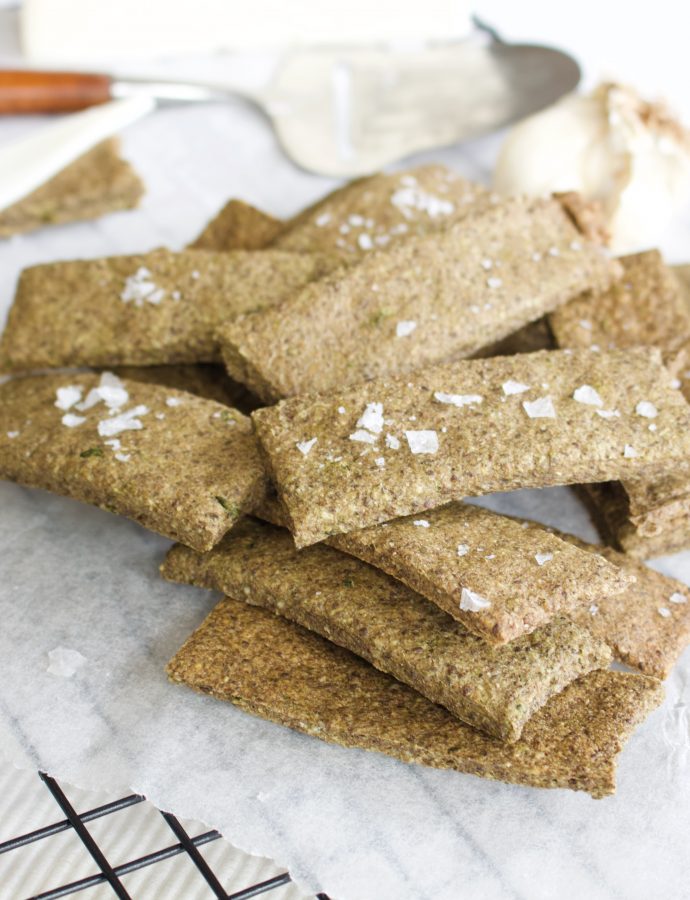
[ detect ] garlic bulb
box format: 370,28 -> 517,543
493,83 -> 690,252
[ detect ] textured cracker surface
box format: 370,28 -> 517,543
220,196 -> 619,402
551,252 -> 690,553
252,347 -> 690,546
559,528 -> 690,679
0,248 -> 334,372
0,139 -> 143,238
167,595 -> 663,797
188,199 -> 284,251
111,364 -> 262,414
0,374 -> 267,551
162,518 -> 611,742
272,165 -> 489,258
330,502 -> 631,644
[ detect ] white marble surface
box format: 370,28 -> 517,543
1,6 -> 690,899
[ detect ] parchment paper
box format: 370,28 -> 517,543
1,47 -> 690,900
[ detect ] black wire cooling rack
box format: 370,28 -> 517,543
0,771 -> 331,900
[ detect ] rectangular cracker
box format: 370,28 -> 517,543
110,364 -> 261,415
272,164 -> 489,258
188,199 -> 284,251
0,138 -> 143,239
162,518 -> 612,742
551,251 -> 690,551
556,527 -> 690,679
0,248 -> 335,372
252,347 -> 690,546
167,595 -> 663,798
0,372 -> 267,551
219,195 -> 619,402
329,502 -> 631,644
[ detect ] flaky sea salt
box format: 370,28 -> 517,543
121,267 -> 165,306
636,401 -> 658,418
296,438 -> 317,456
350,429 -> 377,444
114,453 -> 131,462
590,604 -> 599,616
486,276 -> 503,289
624,444 -> 638,458
460,588 -> 491,612
522,397 -> 556,419
413,520 -> 430,528
6,431 -> 19,439
55,385 -> 83,411
356,402 -> 384,434
481,259 -> 493,270
596,409 -> 620,419
166,397 -> 182,407
433,392 -> 482,407
47,647 -> 87,678
385,434 -> 400,450
404,430 -> 439,454
358,234 -> 374,250
579,319 -> 593,331
548,246 -> 560,257
396,320 -> 417,338
337,406 -> 346,415
670,592 -> 687,604
76,372 -> 128,412
391,187 -> 454,219
535,552 -> 553,566
62,413 -> 86,427
502,380 -> 530,395
97,405 -> 149,437
573,385 -> 603,407
457,543 -> 469,557
315,212 -> 331,227
658,607 -> 672,618
374,457 -> 385,468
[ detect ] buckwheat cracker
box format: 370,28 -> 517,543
0,248 -> 334,372
329,502 -> 631,644
162,518 -> 612,741
220,195 -> 619,402
272,165 -> 489,258
188,199 -> 284,251
167,596 -> 663,797
557,528 -> 690,679
551,251 -> 690,556
252,347 -> 690,546
0,372 -> 267,551
0,139 -> 143,239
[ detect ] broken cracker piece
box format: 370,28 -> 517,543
188,199 -> 284,251
167,595 -> 663,798
0,373 -> 267,551
252,347 -> 690,546
330,502 -> 631,644
162,518 -> 612,741
220,195 -> 619,402
0,248 -> 334,372
0,139 -> 143,239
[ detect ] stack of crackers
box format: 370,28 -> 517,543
3,164 -> 690,799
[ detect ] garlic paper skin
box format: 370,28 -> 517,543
493,83 -> 690,252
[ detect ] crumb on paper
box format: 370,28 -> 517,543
47,646 -> 87,678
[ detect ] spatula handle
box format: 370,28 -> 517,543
0,70 -> 113,114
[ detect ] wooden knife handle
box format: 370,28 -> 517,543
0,70 -> 113,114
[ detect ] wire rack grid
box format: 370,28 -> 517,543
0,770 -> 331,900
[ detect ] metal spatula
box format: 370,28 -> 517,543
0,22 -> 579,179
